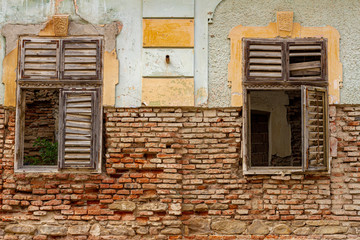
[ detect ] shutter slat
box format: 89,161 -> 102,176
289,52 -> 322,57
249,45 -> 282,50
249,72 -> 282,78
65,50 -> 97,56
249,51 -> 282,57
249,65 -> 282,71
289,45 -> 322,50
64,43 -> 97,49
249,58 -> 282,64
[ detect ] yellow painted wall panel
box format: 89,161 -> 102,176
143,19 -> 194,47
2,47 -> 18,107
142,78 -> 194,106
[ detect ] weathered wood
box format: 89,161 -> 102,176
249,65 -> 282,71
66,96 -> 92,102
289,52 -> 322,57
64,57 -> 97,63
289,61 -> 321,71
64,50 -> 97,56
249,58 -> 282,64
289,45 -> 322,50
249,51 -> 282,57
64,43 -> 97,49
24,63 -> 56,70
291,68 -> 321,76
25,49 -> 57,56
302,86 -> 328,172
24,57 -> 58,63
64,64 -> 97,70
66,121 -> 92,129
249,45 -> 282,51
249,72 -> 282,78
59,89 -> 101,169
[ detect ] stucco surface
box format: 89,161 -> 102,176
208,0 -> 360,107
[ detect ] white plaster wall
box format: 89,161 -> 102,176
209,0 -> 360,107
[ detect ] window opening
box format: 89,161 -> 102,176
248,90 -> 302,168
23,89 -> 59,166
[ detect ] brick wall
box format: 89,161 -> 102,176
0,106 -> 359,239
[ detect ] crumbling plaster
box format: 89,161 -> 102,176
0,0 -> 142,107
209,0 -> 360,107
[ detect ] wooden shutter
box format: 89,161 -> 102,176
244,39 -> 285,81
19,38 -> 60,80
302,86 -> 328,171
61,38 -> 102,81
59,89 -> 101,169
288,40 -> 326,81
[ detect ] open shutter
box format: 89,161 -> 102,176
61,38 -> 102,81
59,89 -> 101,169
302,86 -> 329,171
19,38 -> 60,80
244,39 -> 285,82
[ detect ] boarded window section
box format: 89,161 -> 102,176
61,39 -> 102,80
59,89 -> 101,169
19,39 -> 59,80
244,40 -> 284,81
302,86 -> 328,171
289,41 -> 326,81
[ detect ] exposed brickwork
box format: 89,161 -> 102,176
0,106 -> 359,239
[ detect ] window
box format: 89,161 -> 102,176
242,38 -> 329,174
15,36 -> 103,172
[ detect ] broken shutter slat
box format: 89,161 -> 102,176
288,40 -> 326,80
244,39 -> 285,82
61,38 -> 102,81
59,89 -> 101,169
19,38 -> 60,80
302,86 -> 329,172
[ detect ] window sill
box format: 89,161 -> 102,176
15,166 -> 101,174
244,167 -> 302,175
244,167 -> 330,175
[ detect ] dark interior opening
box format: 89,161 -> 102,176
23,89 -> 59,166
249,90 -> 302,167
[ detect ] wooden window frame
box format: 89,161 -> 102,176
243,38 -> 327,86
15,36 -> 103,173
242,37 -> 329,175
242,86 -> 330,175
18,36 -> 103,84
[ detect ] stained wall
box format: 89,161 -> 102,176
209,0 -> 360,107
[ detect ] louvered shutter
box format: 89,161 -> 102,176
58,89 -> 101,169
61,38 -> 102,80
19,38 -> 60,80
244,39 -> 285,81
288,40 -> 326,81
302,86 -> 329,171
